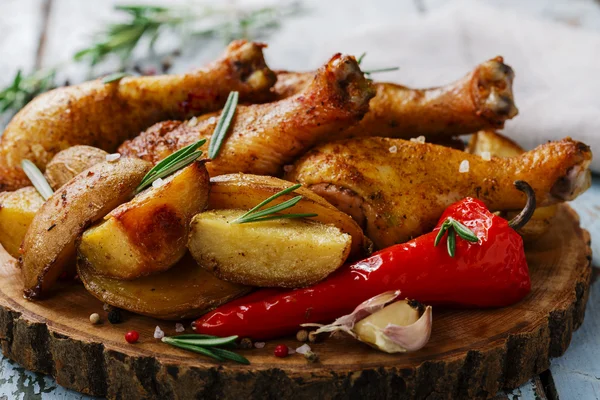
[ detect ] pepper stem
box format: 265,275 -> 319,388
508,180 -> 536,230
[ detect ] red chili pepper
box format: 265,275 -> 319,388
194,187 -> 533,340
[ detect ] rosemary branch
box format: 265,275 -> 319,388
232,183 -> 318,224
162,334 -> 249,364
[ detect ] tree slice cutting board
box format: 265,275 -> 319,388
0,204 -> 592,400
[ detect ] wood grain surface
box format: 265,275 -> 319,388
0,204 -> 591,399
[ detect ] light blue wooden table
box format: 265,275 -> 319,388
0,0 -> 598,398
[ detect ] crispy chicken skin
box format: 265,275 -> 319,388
275,57 -> 517,141
0,41 -> 276,191
120,54 -> 375,177
287,137 -> 592,249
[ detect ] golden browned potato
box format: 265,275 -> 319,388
0,187 -> 44,258
466,130 -> 524,157
20,158 -> 151,299
78,161 -> 209,280
78,253 -> 250,320
0,146 -> 110,259
188,209 -> 352,288
44,145 -> 108,190
209,174 -> 371,258
467,130 -> 558,241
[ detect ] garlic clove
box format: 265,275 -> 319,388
354,300 -> 432,353
308,290 -> 401,335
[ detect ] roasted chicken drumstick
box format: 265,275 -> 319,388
287,137 -> 592,249
0,40 -> 276,191
274,57 -> 517,141
120,54 -> 375,177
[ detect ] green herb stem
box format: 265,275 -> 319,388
363,67 -> 400,75
136,138 -> 206,193
208,91 -> 239,159
232,183 -> 318,224
162,335 -> 249,364
434,217 -> 479,257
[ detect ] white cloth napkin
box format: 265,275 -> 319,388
305,0 -> 600,172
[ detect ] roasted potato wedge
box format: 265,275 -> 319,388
78,161 -> 209,279
0,187 -> 44,258
466,130 -> 524,157
209,174 -> 371,257
0,146 -> 109,259
468,130 -> 557,241
78,253 -> 250,320
45,145 -> 108,190
188,209 -> 352,288
20,158 -> 151,298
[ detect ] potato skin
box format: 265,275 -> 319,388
20,158 -> 151,298
78,253 -> 250,320
188,209 -> 352,288
78,161 -> 210,279
209,174 -> 371,258
0,187 -> 44,258
45,145 -> 108,190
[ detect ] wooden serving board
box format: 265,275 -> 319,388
0,205 -> 592,400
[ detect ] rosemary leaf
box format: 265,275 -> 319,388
102,72 -> 131,84
136,138 -> 206,193
451,220 -> 479,242
136,151 -> 202,193
232,184 -> 318,224
235,213 -> 319,224
447,229 -> 456,257
363,67 -> 400,75
433,220 -> 451,247
357,52 -> 366,65
208,91 -> 239,159
162,338 -> 225,361
233,196 -> 303,223
169,335 -> 238,347
170,334 -> 219,340
210,347 -> 250,365
21,160 -> 53,200
238,183 -> 302,219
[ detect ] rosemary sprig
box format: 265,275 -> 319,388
136,138 -> 206,193
0,69 -> 56,113
356,52 -> 399,75
102,72 -> 131,84
363,67 -> 400,75
21,160 -> 54,200
434,217 -> 479,257
207,91 -> 239,159
232,183 -> 318,224
162,334 -> 249,364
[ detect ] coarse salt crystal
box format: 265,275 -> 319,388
208,116 -> 217,124
152,178 -> 165,188
283,165 -> 294,172
106,153 -> 121,163
154,326 -> 165,339
410,136 -> 426,144
254,342 -> 266,349
481,151 -> 491,161
296,344 -> 311,355
388,145 -> 397,154
188,116 -> 198,127
459,160 -> 470,173
175,323 -> 185,333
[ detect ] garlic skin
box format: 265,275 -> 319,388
303,291 -> 432,354
354,302 -> 433,353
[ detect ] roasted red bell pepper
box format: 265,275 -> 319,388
194,187 -> 533,340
